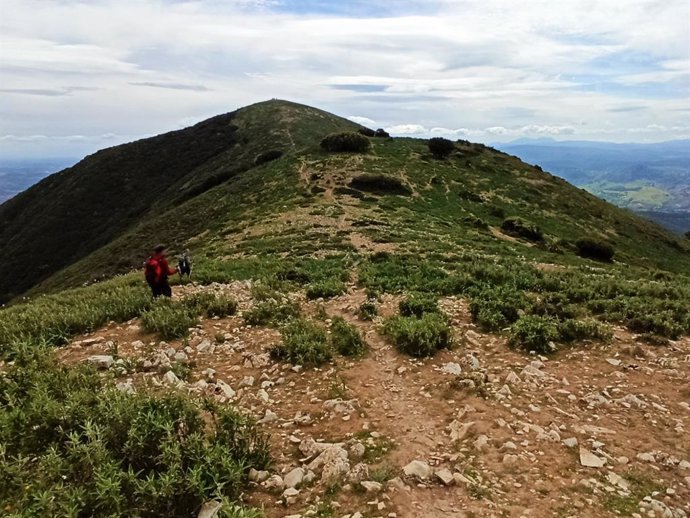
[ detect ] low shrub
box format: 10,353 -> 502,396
140,300 -> 199,340
399,293 -> 439,318
428,137 -> 455,158
306,279 -> 346,300
557,318 -> 613,342
358,127 -> 376,137
469,286 -> 528,331
0,349 -> 268,517
575,238 -> 615,262
184,292 -> 238,317
348,174 -> 412,196
330,317 -> 367,356
509,315 -> 559,354
500,217 -> 543,242
320,132 -> 371,153
463,215 -> 489,230
243,300 -> 300,327
637,333 -> 670,346
383,313 -> 452,358
271,318 -> 332,365
374,128 -> 390,138
358,301 -> 378,321
254,149 -> 283,166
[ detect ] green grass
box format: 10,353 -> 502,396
243,300 -> 300,327
0,346 -> 268,518
140,300 -> 199,340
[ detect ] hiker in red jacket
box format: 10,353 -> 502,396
144,244 -> 178,298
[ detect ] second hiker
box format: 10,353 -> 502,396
144,244 -> 178,298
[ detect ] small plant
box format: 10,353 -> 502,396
399,293 -> 439,318
140,300 -> 198,340
428,137 -> 455,158
637,333 -> 670,346
205,294 -> 238,317
330,317 -> 367,356
575,238 -> 615,262
557,318 -> 612,342
254,149 -> 283,166
469,286 -> 528,331
306,279 -> 346,300
374,128 -> 390,138
509,315 -> 559,354
271,318 -> 333,366
358,301 -> 378,321
501,217 -> 543,242
357,127 -> 376,137
383,313 -> 452,357
348,174 -> 412,196
320,132 -> 371,153
243,300 -> 300,327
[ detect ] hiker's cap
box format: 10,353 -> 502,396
153,244 -> 167,253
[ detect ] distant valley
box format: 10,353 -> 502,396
0,158 -> 77,204
499,139 -> 690,233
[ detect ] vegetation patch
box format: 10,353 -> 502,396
140,300 -> 199,340
0,348 -> 269,518
509,315 -> 559,354
575,238 -> 615,262
306,279 -> 346,300
357,301 -> 378,321
243,300 -> 300,327
184,291 -> 238,318
271,318 -> 333,366
348,174 -> 412,196
501,217 -> 544,242
330,317 -> 367,356
320,132 -> 371,153
428,137 -> 455,158
398,293 -> 439,318
383,313 -> 452,357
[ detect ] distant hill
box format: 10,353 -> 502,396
1,100 -> 689,303
0,158 -> 77,203
498,139 -> 690,233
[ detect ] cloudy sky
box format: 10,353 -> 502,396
1,0 -> 689,159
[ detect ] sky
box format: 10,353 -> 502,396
0,0 -> 689,159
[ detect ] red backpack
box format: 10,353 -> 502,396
144,256 -> 162,286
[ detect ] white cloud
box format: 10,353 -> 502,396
347,116 -> 377,126
0,0 -> 688,158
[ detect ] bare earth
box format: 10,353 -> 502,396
58,281 -> 690,518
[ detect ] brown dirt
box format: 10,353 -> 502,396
58,283 -> 690,518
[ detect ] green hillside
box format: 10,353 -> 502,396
2,100 -> 690,518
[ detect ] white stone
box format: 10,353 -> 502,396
435,468 -> 454,485
563,437 -> 578,448
580,448 -> 606,468
360,480 -> 383,492
283,467 -> 305,489
441,362 -> 462,375
163,370 -> 183,386
85,355 -> 114,370
197,500 -> 222,518
258,409 -> 278,424
215,380 -> 236,399
403,460 -> 432,480
262,474 -> 284,492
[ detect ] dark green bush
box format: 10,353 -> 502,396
320,132 -> 371,153
469,286 -> 528,331
557,318 -> 612,342
575,238 -> 615,262
428,137 -> 455,158
509,315 -> 559,354
374,128 -> 390,138
383,313 -> 452,357
348,174 -> 412,196
254,149 -> 283,166
358,301 -> 378,321
358,127 -> 376,137
330,317 -> 367,356
0,350 -> 268,517
306,279 -> 346,300
271,318 -> 332,365
243,300 -> 300,327
501,217 -> 543,242
140,300 -> 199,340
399,293 -> 439,318
184,292 -> 238,318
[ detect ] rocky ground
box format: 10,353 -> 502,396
58,280 -> 690,518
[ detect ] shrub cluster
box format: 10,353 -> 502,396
348,174 -> 412,196
399,293 -> 439,318
330,316 -> 367,356
270,318 -> 332,365
0,349 -> 268,517
357,127 -> 376,137
428,137 -> 455,158
500,217 -> 544,242
253,149 -> 283,166
243,300 -> 300,327
509,315 -> 559,354
184,291 -> 238,317
141,300 -> 199,340
469,286 -> 528,331
306,279 -> 346,300
358,301 -> 378,320
384,313 -> 452,358
575,238 -> 615,262
374,128 -> 390,138
320,132 -> 371,153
